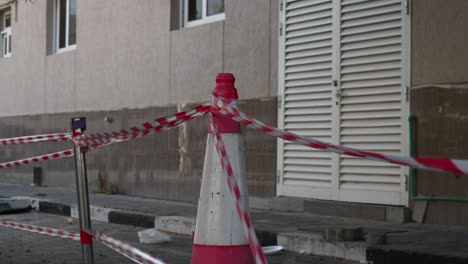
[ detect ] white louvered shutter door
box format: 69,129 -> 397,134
278,0 -> 335,199
338,0 -> 406,205
278,0 -> 408,205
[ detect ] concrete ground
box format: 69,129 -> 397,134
0,211 -> 354,264
1,183 -> 468,263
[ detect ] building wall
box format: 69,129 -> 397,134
0,0 -> 278,116
0,99 -> 277,201
0,0 -> 279,201
410,0 -> 468,226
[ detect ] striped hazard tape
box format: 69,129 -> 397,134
0,104 -> 211,170
0,220 -> 80,241
210,121 -> 267,264
94,231 -> 166,264
73,103 -> 211,147
86,119 -> 187,150
0,149 -> 73,169
0,133 -> 72,146
0,220 -> 166,264
212,96 -> 468,176
2,98 -> 468,178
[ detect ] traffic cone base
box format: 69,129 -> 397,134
192,244 -> 254,264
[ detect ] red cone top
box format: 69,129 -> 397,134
213,73 -> 238,100
211,73 -> 241,134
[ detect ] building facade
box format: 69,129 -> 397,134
0,0 -> 467,226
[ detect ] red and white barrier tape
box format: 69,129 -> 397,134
210,121 -> 267,264
73,104 -> 211,146
0,220 -> 165,264
1,133 -> 72,146
94,231 -> 166,264
0,104 -> 210,170
75,105 -> 210,148
0,149 -> 73,169
0,220 -> 80,241
86,119 -> 186,150
4,98 -> 468,177
212,97 -> 468,176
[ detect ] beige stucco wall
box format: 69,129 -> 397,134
411,0 -> 468,226
0,2 -> 48,116
412,0 -> 468,85
170,21 -> 224,103
0,0 -> 279,117
76,0 -> 171,111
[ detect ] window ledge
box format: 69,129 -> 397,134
184,13 -> 225,29
56,44 -> 76,55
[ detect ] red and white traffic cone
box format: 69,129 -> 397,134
191,73 -> 254,264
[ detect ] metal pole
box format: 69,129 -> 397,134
72,117 -> 94,264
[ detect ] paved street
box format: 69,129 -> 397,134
0,211 -> 356,264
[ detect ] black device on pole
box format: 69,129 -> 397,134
71,117 -> 86,132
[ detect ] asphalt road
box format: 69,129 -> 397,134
0,211 -> 356,264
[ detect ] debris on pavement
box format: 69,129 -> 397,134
138,228 -> 171,244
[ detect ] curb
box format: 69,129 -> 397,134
13,196 -> 279,244
0,198 -> 31,214
278,232 -> 367,262
10,196 -> 468,264
154,216 -> 195,236
13,197 -> 367,262
13,196 -> 155,228
366,246 -> 468,264
109,210 -> 155,228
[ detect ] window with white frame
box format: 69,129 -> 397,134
1,11 -> 11,58
184,0 -> 224,28
54,0 -> 76,53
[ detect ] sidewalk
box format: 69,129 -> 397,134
2,183 -> 468,264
